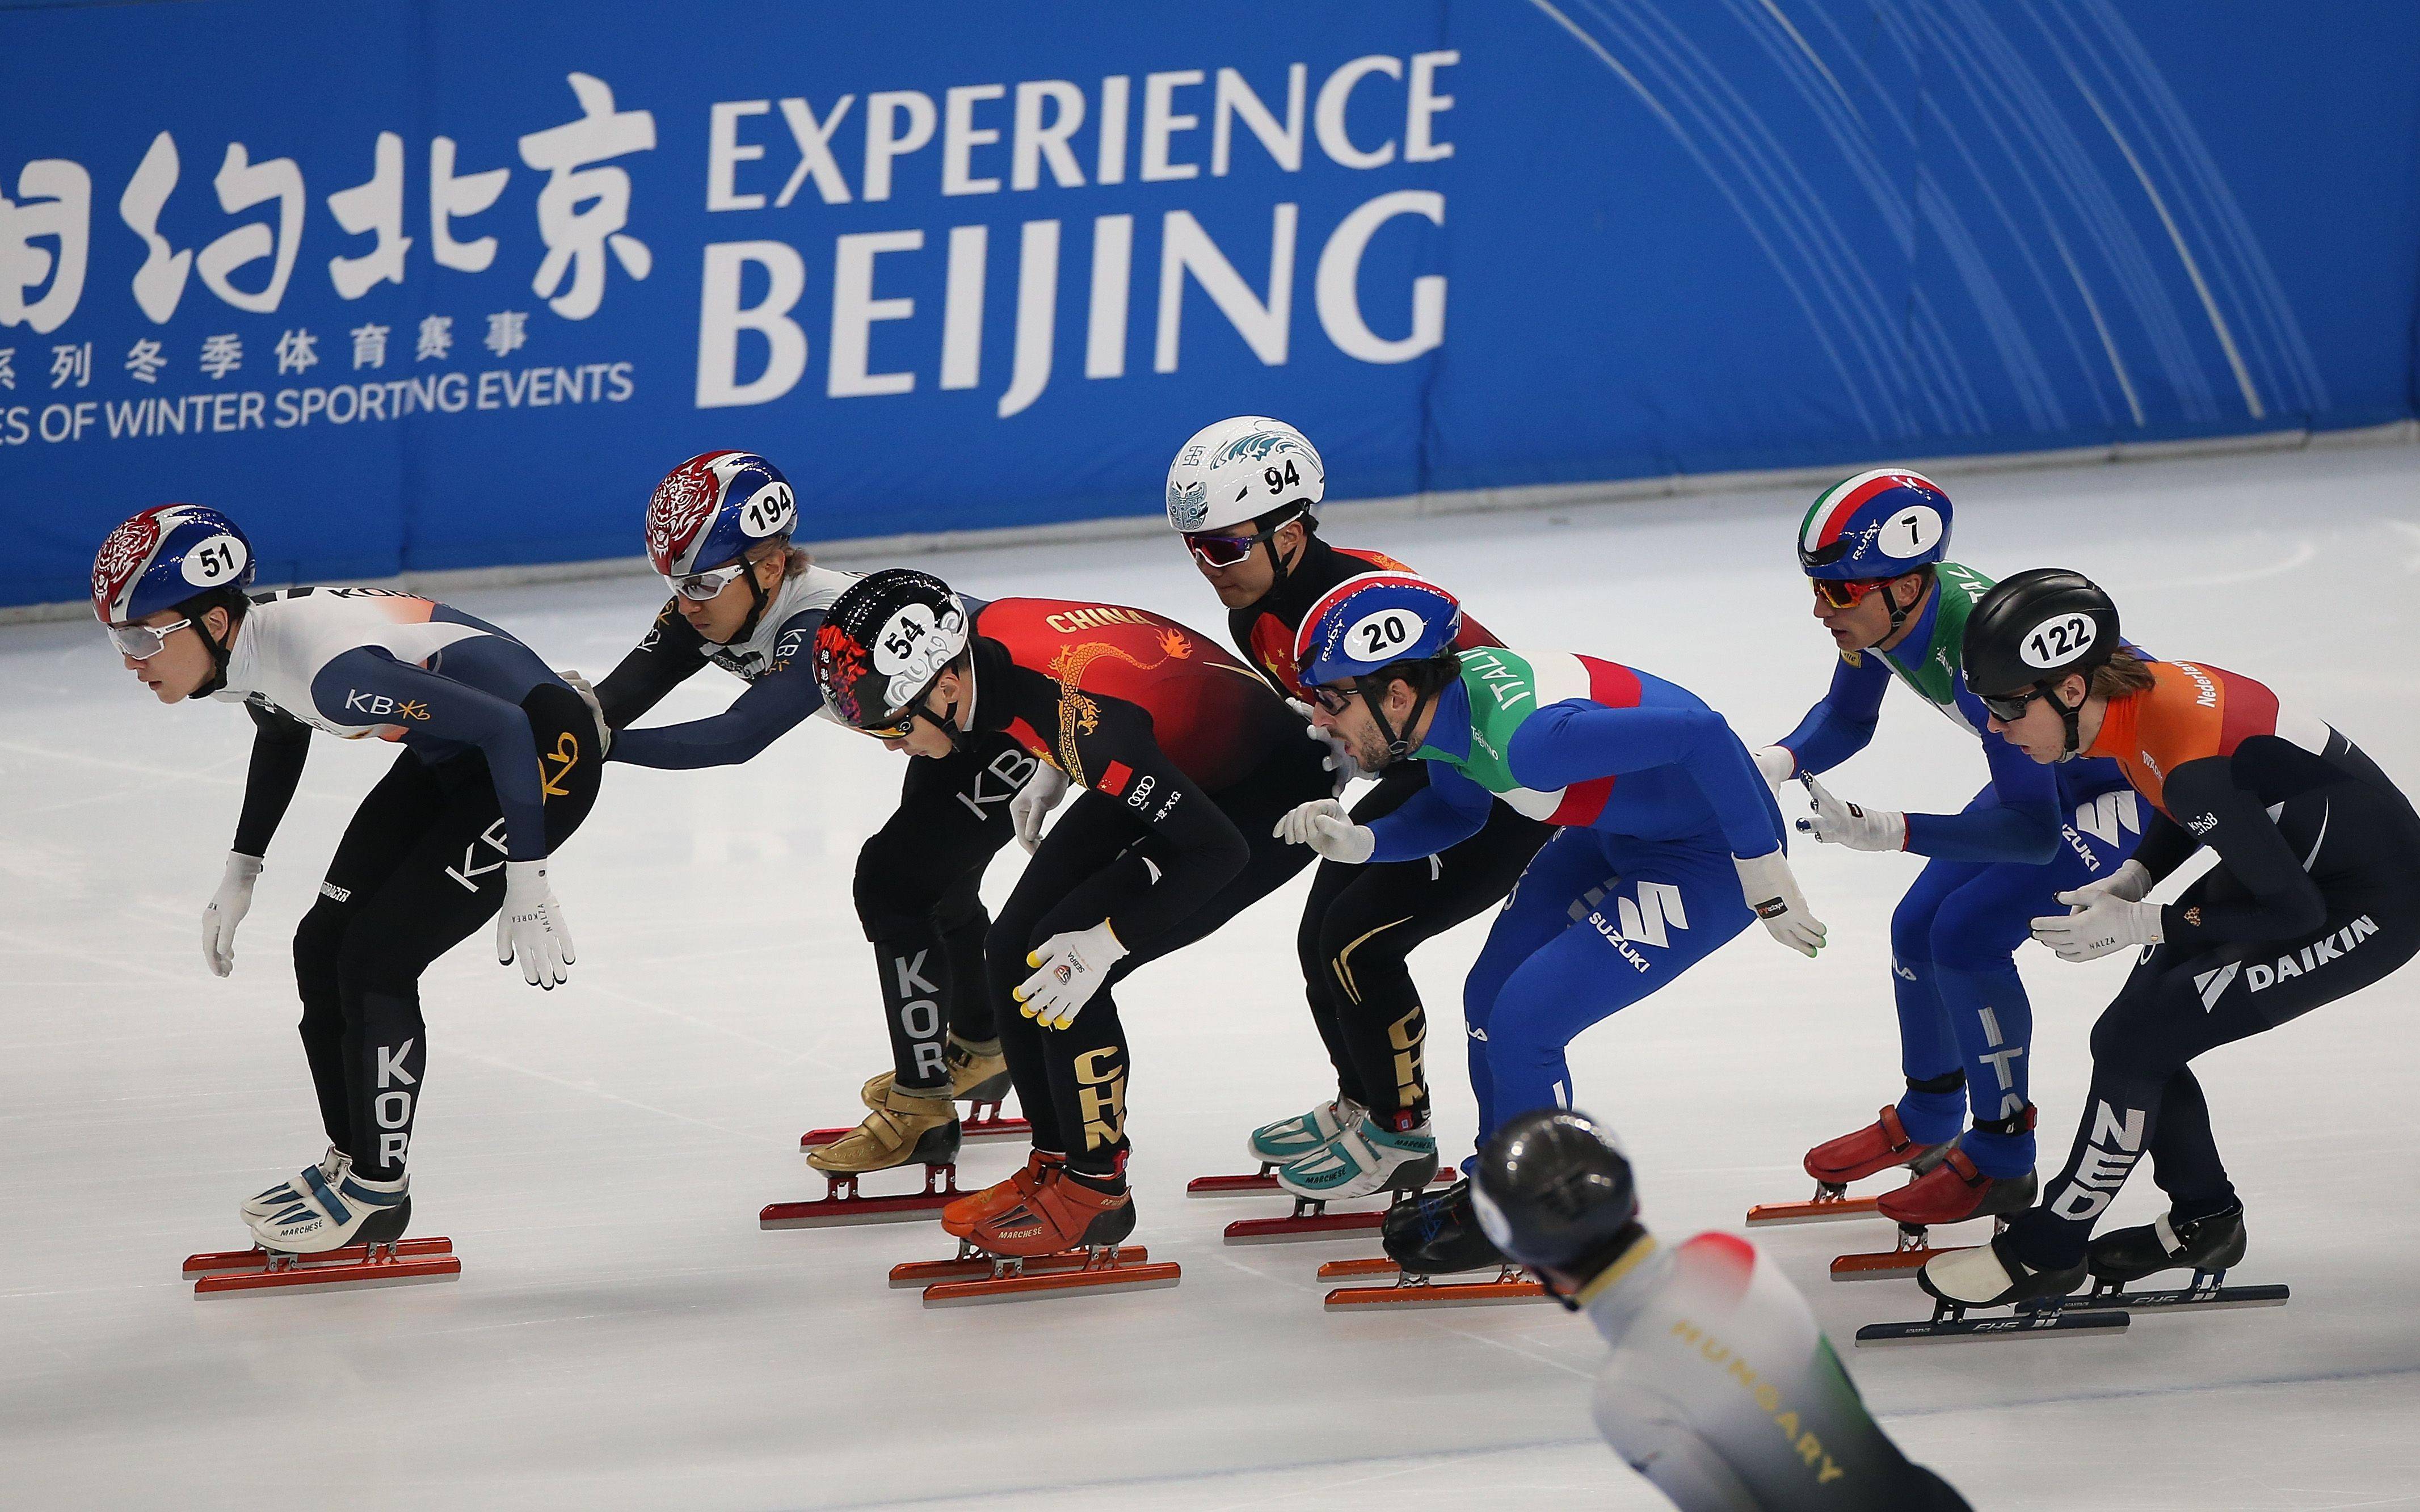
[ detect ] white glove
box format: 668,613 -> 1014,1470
202,852 -> 264,978
1015,920 -> 1128,1029
2068,857 -> 2153,905
1011,761 -> 1070,854
1273,798 -> 1376,865
1751,745 -> 1795,789
1735,850 -> 1826,958
1290,698 -> 1362,795
562,669 -> 611,756
2031,888 -> 2164,962
1795,774 -> 1908,852
496,859 -> 576,989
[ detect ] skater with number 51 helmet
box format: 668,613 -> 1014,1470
93,504 -> 600,1269
1273,573 -> 1823,1281
1920,570 -> 2420,1312
1753,471 -> 2143,1236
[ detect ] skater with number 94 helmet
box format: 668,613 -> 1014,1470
93,503 -> 601,1270
1748,470 -> 2143,1240
1916,570 -> 2420,1314
1155,416 -> 1550,1207
1474,1110 -> 1971,1510
1273,571 -> 1823,1282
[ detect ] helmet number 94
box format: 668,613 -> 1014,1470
1264,459 -> 1302,495
1347,608 -> 1422,661
2021,612 -> 2096,669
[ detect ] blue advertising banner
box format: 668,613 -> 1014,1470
3,1 -> 2415,608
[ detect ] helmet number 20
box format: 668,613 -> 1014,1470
1264,460 -> 1301,495
1348,608 -> 1422,661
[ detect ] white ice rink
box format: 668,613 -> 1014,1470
5,442 -> 2418,1509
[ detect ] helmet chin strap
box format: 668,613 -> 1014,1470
2042,678 -> 2085,759
729,555 -> 773,644
1357,675 -> 1436,763
191,604 -> 234,698
1880,571 -> 1926,637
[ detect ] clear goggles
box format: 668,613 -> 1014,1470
666,561 -> 750,602
107,617 -> 191,660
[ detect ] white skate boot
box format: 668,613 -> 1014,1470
246,1166 -> 411,1255
239,1145 -> 352,1222
1247,1097 -> 1364,1166
1275,1114 -> 1440,1201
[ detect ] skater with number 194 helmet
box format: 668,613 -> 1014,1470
93,504 -> 601,1268
1474,1110 -> 1971,1510
1274,572 -> 1823,1280
577,452 -> 1036,1197
1750,470 -> 2145,1235
1146,416 -> 1549,1204
1918,570 -> 2420,1311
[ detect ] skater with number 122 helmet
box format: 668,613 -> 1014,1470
1914,570 -> 2420,1322
1749,470 -> 2142,1243
94,503 -> 601,1286
1274,572 -> 1823,1281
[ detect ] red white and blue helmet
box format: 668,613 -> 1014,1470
1796,468 -> 1953,580
1292,572 -> 1463,690
91,504 -> 255,625
644,450 -> 797,578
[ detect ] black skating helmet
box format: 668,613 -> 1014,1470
1962,568 -> 2122,756
814,568 -> 973,738
1473,1110 -> 1642,1299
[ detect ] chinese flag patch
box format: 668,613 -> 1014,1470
1099,760 -> 1133,796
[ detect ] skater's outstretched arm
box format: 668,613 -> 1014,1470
610,609 -> 827,770
1770,651 -> 1889,778
231,702 -> 312,857
591,598 -> 708,729
1363,764 -> 1494,862
2155,757 -> 2329,945
1510,700 -> 1781,860
309,648 -> 551,862
1897,692 -> 2063,864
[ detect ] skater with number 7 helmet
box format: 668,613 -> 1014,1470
1920,570 -> 2420,1310
576,452 -> 1037,1192
814,568 -> 1331,1277
93,504 -> 601,1262
1143,416 -> 1550,1204
1750,470 -> 2144,1233
1274,572 -> 1824,1279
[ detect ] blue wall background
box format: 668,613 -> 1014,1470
3,0 -> 2415,608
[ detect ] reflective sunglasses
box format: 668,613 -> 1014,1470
1977,686 -> 2048,723
107,617 -> 191,660
667,561 -> 750,602
1184,526 -> 1278,570
1810,576 -> 1887,611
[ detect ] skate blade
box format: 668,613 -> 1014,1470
1854,1308 -> 2129,1345
920,1260 -> 1182,1306
800,1116 -> 1029,1151
1744,1196 -> 1882,1226
2060,1282 -> 2289,1315
890,1245 -> 1152,1288
1316,1256 -> 1402,1279
1829,1246 -> 1952,1282
1222,1210 -> 1385,1244
1186,1170 -> 1455,1199
760,1193 -> 957,1228
183,1236 -> 454,1277
1324,1277 -> 1548,1310
192,1243 -> 460,1298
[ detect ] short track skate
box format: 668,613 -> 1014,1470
761,1163 -> 964,1228
1314,1254 -> 1551,1310
1186,1161 -> 1455,1244
181,1236 -> 460,1297
1854,1265 -> 2288,1345
891,1240 -> 1179,1304
802,1096 -> 1026,1149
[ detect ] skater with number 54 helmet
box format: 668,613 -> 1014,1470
93,504 -> 600,1269
1752,471 -> 2144,1236
1920,570 -> 2420,1312
1274,573 -> 1823,1281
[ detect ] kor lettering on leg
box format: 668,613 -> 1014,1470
2048,1100 -> 2145,1222
893,948 -> 946,1081
375,1037 -> 417,1166
956,747 -> 1040,820
444,818 -> 511,894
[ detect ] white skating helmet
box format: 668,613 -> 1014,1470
1165,416 -> 1325,535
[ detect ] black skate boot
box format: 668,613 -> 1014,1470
2089,1202 -> 2247,1288
1380,1177 -> 1504,1275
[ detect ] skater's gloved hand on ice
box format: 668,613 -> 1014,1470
2031,886 -> 2162,962
1011,761 -> 1070,854
1273,798 -> 1375,864
1290,698 -> 1362,795
1750,744 -> 1795,791
496,860 -> 576,989
1795,774 -> 1906,852
562,669 -> 611,757
1015,920 -> 1127,1029
203,851 -> 264,978
1735,849 -> 1826,957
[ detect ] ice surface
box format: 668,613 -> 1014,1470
3,443 -> 2417,1509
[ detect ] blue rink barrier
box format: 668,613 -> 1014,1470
3,1 -> 2415,608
